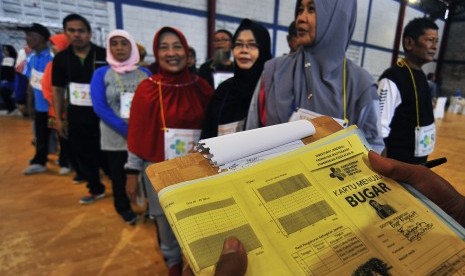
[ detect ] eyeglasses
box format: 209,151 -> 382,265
213,38 -> 231,43
233,42 -> 259,50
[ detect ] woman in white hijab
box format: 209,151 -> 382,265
247,0 -> 384,153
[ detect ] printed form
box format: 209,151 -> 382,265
158,126 -> 465,275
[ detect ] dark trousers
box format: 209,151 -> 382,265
57,133 -> 70,168
30,111 -> 50,165
106,151 -> 132,214
68,121 -> 105,195
58,132 -> 84,177
0,86 -> 16,112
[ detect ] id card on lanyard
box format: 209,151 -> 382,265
151,76 -> 202,160
289,108 -> 347,128
414,122 -> 436,157
164,128 -> 201,160
1,57 -> 15,67
120,92 -> 134,119
30,68 -> 44,90
218,120 -> 244,136
69,82 -> 92,106
213,72 -> 233,89
397,59 -> 436,157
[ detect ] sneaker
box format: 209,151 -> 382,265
79,192 -> 105,204
73,175 -> 85,184
120,210 -> 138,225
8,109 -> 21,116
23,164 -> 47,175
59,167 -> 72,175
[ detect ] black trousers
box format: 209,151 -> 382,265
30,111 -> 50,165
68,121 -> 105,195
106,151 -> 132,214
0,86 -> 16,112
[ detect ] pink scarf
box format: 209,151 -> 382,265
106,29 -> 139,74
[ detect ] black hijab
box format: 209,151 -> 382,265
232,19 -> 272,95
200,19 -> 271,138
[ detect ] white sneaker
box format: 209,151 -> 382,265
8,109 -> 21,116
23,164 -> 47,175
59,167 -> 72,175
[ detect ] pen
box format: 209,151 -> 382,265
421,157 -> 447,168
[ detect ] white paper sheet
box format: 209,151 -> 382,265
196,120 -> 315,166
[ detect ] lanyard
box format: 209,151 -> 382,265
397,58 -> 420,128
149,77 -> 167,131
114,69 -> 146,93
303,57 -> 348,125
343,57 -> 348,126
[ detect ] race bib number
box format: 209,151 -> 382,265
289,108 -> 347,128
414,123 -> 436,157
213,72 -> 233,89
1,57 -> 15,67
30,68 -> 44,90
164,128 -> 201,160
120,92 -> 134,119
69,82 -> 92,106
218,120 -> 244,136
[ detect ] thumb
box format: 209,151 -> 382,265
214,236 -> 248,276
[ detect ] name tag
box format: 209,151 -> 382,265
30,68 -> 44,90
2,57 -> 15,67
69,82 -> 92,106
414,123 -> 436,157
218,120 -> 244,136
213,72 -> 233,89
289,108 -> 347,128
120,92 -> 134,119
164,128 -> 201,160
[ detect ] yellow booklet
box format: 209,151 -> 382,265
156,126 -> 465,275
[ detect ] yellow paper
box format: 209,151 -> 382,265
158,126 -> 465,275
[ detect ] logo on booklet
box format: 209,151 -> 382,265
329,167 -> 346,181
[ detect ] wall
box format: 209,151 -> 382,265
440,19 -> 465,96
103,0 -> 446,80
0,0 -> 460,87
0,0 -> 109,51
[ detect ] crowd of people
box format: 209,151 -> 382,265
0,0 -> 459,275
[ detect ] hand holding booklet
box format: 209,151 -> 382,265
147,118 -> 465,275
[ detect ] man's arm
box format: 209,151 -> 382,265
377,78 -> 402,138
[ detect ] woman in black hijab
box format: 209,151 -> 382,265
200,19 -> 271,139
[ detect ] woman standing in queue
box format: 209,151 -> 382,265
90,30 -> 151,224
125,26 -> 213,275
246,0 -> 384,153
201,19 -> 271,139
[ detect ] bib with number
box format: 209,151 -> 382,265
414,122 -> 436,157
218,120 -> 245,136
69,82 -> 92,106
30,68 -> 44,90
1,57 -> 15,67
213,72 -> 233,89
120,92 -> 134,119
164,128 -> 201,160
289,108 -> 347,128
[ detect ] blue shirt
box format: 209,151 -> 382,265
25,48 -> 53,112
